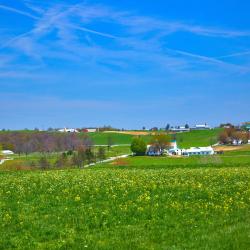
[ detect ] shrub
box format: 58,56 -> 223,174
130,138 -> 147,156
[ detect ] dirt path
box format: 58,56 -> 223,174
84,154 -> 131,168
213,145 -> 250,151
0,158 -> 12,165
103,131 -> 151,135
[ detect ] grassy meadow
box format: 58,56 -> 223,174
86,128 -> 222,147
0,152 -> 250,249
175,128 -> 222,148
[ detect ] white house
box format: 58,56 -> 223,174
146,145 -> 162,156
168,141 -> 185,155
232,139 -> 243,145
1,150 -> 14,155
58,128 -> 79,133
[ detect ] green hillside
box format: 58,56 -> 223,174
87,132 -> 133,145
175,128 -> 222,148
88,129 -> 222,147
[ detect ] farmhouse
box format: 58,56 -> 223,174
146,145 -> 162,156
58,128 -> 79,133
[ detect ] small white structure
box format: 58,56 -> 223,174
85,128 -> 97,133
182,146 -> 214,156
193,124 -> 211,130
168,141 -> 184,155
170,126 -> 190,132
248,140 -> 250,144
232,139 -> 243,145
58,128 -> 79,133
1,150 -> 14,155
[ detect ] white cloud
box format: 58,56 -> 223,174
0,1 -> 250,78
0,4 -> 39,19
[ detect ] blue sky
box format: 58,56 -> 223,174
0,0 -> 250,129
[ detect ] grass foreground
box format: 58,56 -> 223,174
0,163 -> 249,249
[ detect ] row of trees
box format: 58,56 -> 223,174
0,132 -> 92,155
36,147 -> 107,170
218,128 -> 250,144
145,124 -> 189,131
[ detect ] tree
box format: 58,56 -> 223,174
130,138 -> 147,156
185,124 -> 189,129
86,148 -> 95,164
165,124 -> 170,131
72,153 -> 83,168
71,146 -> 87,168
218,130 -> 230,144
150,127 -> 158,131
150,133 -> 170,152
220,123 -> 234,128
107,135 -> 114,151
97,147 -> 106,161
38,156 -> 50,170
55,153 -> 68,168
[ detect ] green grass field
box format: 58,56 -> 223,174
87,128 -> 222,147
96,152 -> 250,170
175,128 -> 222,148
87,132 -> 134,145
0,152 -> 249,249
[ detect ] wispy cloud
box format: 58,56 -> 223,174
0,1 -> 250,77
217,51 -> 250,59
0,4 -> 39,20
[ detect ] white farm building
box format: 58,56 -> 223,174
168,141 -> 214,157
58,128 -> 79,133
182,146 -> 214,156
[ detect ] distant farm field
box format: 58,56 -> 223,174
88,128 -> 222,147
0,162 -> 249,249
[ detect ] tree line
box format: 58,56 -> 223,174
35,147 -> 107,170
0,131 -> 92,154
218,127 -> 250,144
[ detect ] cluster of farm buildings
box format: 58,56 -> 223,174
147,141 -> 215,157
58,128 -> 97,133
